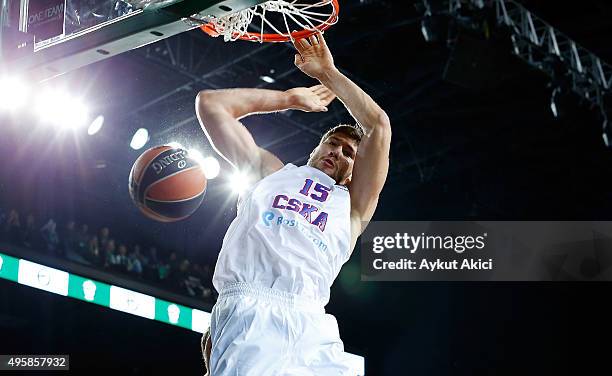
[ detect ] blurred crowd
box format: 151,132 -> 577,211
0,207 -> 215,302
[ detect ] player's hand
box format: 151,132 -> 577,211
293,32 -> 336,80
286,85 -> 336,112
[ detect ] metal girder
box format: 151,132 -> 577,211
131,40 -> 274,115
135,32 -> 342,137
135,47 -> 323,138
495,0 -> 611,90
450,0 -> 612,113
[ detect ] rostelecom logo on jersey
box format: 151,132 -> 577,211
261,210 -> 328,252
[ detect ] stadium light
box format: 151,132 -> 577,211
202,156 -> 220,179
188,149 -> 205,163
35,89 -> 90,129
229,171 -> 251,194
65,99 -> 89,129
188,150 -> 220,180
130,128 -> 149,150
88,115 -> 105,136
0,76 -> 29,112
260,75 -> 275,84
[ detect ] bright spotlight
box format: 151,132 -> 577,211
260,75 -> 275,84
65,99 -> 89,128
87,115 -> 104,135
229,171 -> 251,194
36,89 -> 89,129
188,149 -> 205,163
0,76 -> 29,111
130,128 -> 149,150
202,156 -> 220,179
36,90 -> 68,123
188,150 -> 220,179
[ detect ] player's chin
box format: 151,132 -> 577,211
316,161 -> 334,175
324,165 -> 339,178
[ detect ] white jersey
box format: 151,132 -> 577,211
213,163 -> 352,305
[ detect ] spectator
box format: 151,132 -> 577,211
202,286 -> 213,300
201,264 -> 213,281
40,219 -> 60,256
200,264 -> 213,289
62,221 -> 79,255
143,246 -> 159,280
158,260 -> 170,282
99,227 -> 110,251
179,258 -> 190,274
103,239 -> 116,268
193,263 -> 204,278
86,235 -> 102,266
0,207 -> 217,301
162,251 -> 179,283
76,224 -> 90,255
172,259 -> 191,290
168,251 -> 179,273
21,214 -> 39,248
133,244 -> 142,259
4,209 -> 21,244
127,245 -> 143,277
200,264 -> 215,296
112,244 -> 129,272
184,263 -> 211,298
146,246 -> 159,266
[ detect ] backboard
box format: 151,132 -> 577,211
0,0 -> 266,82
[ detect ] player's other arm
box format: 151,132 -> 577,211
330,73 -> 390,249
195,86 -> 335,181
319,69 -> 391,225
293,33 -> 391,248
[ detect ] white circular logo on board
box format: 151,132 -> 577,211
177,160 -> 187,169
168,304 -> 180,324
37,268 -> 51,286
0,255 -> 3,271
126,296 -> 138,311
82,280 -> 97,301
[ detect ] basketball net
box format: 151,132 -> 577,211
192,0 -> 340,43
125,0 -> 339,43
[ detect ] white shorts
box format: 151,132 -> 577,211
210,282 -> 357,376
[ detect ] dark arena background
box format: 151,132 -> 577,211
1,0 -> 612,375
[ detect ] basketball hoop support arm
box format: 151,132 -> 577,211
4,0 -> 265,82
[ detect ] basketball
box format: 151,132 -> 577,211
128,145 -> 207,222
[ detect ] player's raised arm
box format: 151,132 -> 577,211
293,32 -> 392,243
195,86 -> 336,181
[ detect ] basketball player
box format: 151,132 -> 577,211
195,31 -> 391,375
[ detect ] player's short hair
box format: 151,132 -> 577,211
320,124 -> 364,145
